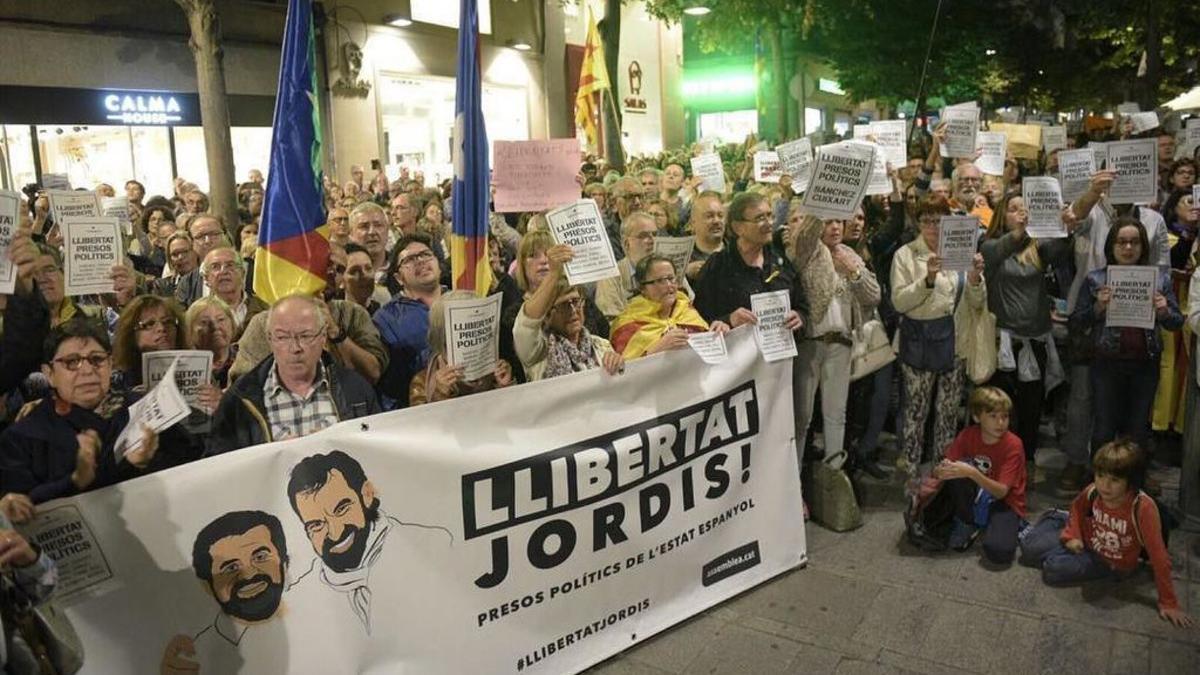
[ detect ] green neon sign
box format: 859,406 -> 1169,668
681,72 -> 757,102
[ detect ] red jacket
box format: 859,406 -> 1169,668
1061,485 -> 1177,610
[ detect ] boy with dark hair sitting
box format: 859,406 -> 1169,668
1020,440 -> 1193,628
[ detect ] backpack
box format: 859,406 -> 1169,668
903,476 -> 953,551
1086,487 -> 1177,550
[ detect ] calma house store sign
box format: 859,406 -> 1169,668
102,92 -> 185,125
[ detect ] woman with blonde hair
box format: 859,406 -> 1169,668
981,193 -> 1077,465
185,295 -> 238,413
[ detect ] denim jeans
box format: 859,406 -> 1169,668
1061,363 -> 1092,467
1090,358 -> 1159,454
1018,509 -> 1117,584
943,478 -> 1020,564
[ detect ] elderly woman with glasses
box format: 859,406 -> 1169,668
111,294 -> 189,391
514,245 -> 624,381
0,320 -> 173,516
610,254 -> 729,359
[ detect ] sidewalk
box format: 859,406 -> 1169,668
587,443 -> 1200,675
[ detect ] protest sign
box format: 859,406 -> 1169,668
0,190 -> 18,294
385,164 -> 402,181
101,195 -> 132,236
142,350 -> 213,410
753,151 -> 782,183
988,122 -> 1043,160
653,236 -> 696,281
1105,265 -> 1157,330
937,216 -> 980,272
1184,119 -> 1200,157
22,328 -> 805,674
62,217 -> 122,296
1022,177 -> 1065,238
853,124 -> 871,139
1057,149 -> 1097,202
1127,112 -> 1159,135
47,189 -> 101,224
444,293 -> 503,381
750,290 -> 797,362
1106,139 -> 1157,205
492,139 -> 581,213
1194,185 -> 1200,215
1090,142 -> 1107,170
775,139 -> 814,193
1041,126 -> 1067,154
974,131 -> 1007,176
40,173 -> 71,190
690,154 -> 726,194
851,141 -> 892,196
869,120 -> 908,169
545,199 -> 620,284
800,142 -> 875,220
18,504 -> 115,604
1116,102 -> 1141,114
114,358 -> 190,458
686,331 -> 728,365
939,105 -> 979,158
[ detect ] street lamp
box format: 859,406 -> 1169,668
683,4 -> 711,16
985,49 -> 997,56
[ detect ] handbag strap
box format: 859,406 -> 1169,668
0,576 -> 58,675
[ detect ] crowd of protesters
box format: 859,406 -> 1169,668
1,111 -> 1198,633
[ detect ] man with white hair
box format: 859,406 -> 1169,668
596,211 -> 658,319
201,247 -> 268,334
206,294 -> 379,456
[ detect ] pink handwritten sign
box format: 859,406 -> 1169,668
492,139 -> 582,213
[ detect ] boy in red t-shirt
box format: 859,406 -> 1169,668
1019,440 -> 1193,628
932,386 -> 1027,565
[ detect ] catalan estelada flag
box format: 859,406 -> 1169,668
450,0 -> 493,296
254,0 -> 328,304
575,11 -> 610,150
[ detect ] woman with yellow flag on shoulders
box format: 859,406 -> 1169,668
610,254 -> 730,360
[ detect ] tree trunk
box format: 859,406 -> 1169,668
176,0 -> 239,239
1137,0 -> 1162,111
598,0 -> 625,170
765,25 -> 791,141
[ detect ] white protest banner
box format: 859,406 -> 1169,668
62,217 -> 122,296
775,138 -> 814,192
974,131 -> 1007,176
1116,102 -> 1141,114
1022,177 -> 1066,238
939,105 -> 979,158
869,120 -> 908,169
687,331 -> 728,365
1090,142 -> 1107,170
1128,111 -> 1160,135
800,142 -> 875,220
690,154 -> 726,194
753,151 -> 782,183
851,141 -> 891,196
750,290 -> 797,362
1184,119 -> 1200,157
653,236 -> 696,281
444,293 -> 503,381
545,198 -> 620,284
40,173 -> 71,190
114,358 -> 189,458
1106,139 -> 1157,205
0,190 -> 18,294
1057,149 -> 1097,202
22,327 -> 804,674
101,195 -> 132,236
1041,126 -> 1067,154
47,189 -> 101,224
143,350 -> 213,409
492,139 -> 581,213
1105,265 -> 1157,330
937,216 -> 980,272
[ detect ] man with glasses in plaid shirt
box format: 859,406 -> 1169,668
206,295 -> 379,456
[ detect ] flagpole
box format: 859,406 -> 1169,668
600,87 -> 627,163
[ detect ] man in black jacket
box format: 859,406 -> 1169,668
206,295 -> 379,456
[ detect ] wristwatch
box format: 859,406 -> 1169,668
329,329 -> 348,345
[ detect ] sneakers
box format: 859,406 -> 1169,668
1055,463 -> 1087,496
948,518 -> 979,552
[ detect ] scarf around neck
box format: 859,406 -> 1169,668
543,329 -> 600,379
320,514 -> 392,633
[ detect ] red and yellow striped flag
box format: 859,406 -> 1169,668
575,11 -> 610,150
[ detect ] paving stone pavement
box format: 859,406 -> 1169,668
585,442 -> 1200,675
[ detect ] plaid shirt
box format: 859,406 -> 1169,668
263,362 -> 339,440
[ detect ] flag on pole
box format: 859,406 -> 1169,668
450,0 -> 493,296
575,10 -> 610,150
254,0 -> 328,304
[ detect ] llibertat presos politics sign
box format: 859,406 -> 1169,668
20,328 -> 805,674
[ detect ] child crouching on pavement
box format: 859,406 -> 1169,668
930,386 -> 1027,564
1019,440 -> 1193,628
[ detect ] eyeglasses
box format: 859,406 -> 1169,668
205,261 -> 240,273
739,213 -> 772,224
1115,238 -> 1141,248
269,331 -> 324,347
957,177 -> 983,185
52,353 -> 110,371
552,297 -> 585,313
135,317 -> 179,332
193,230 -> 223,242
642,274 -> 677,287
168,248 -> 192,259
918,216 -> 941,227
399,250 -> 435,267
